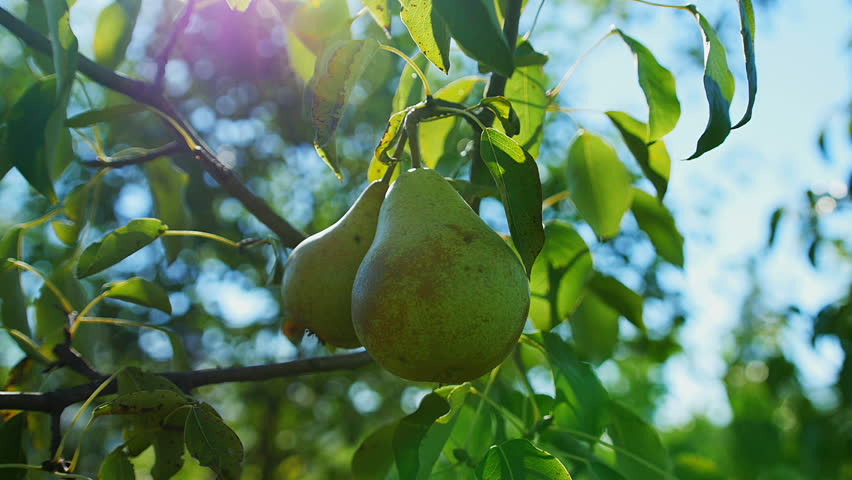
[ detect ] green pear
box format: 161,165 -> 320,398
352,168 -> 530,383
281,180 -> 389,348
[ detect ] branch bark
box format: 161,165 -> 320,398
0,351 -> 373,413
0,7 -> 307,248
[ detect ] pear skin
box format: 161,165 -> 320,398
281,180 -> 389,348
352,168 -> 530,383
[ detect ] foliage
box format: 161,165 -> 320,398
0,0 -> 847,479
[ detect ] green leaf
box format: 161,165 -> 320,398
66,103 -> 147,128
392,53 -> 430,113
421,76 -> 484,169
504,40 -> 548,157
613,30 -> 680,141
103,277 -> 172,314
286,30 -> 316,84
226,0 -> 252,11
394,392 -> 451,479
478,97 -> 521,137
281,0 -> 351,54
571,290 -> 620,364
434,383 -> 472,423
44,0 -> 78,94
51,219 -> 81,246
400,0 -> 451,74
475,439 -> 573,479
767,207 -> 783,248
630,188 -> 684,267
606,111 -> 670,200
0,228 -> 30,341
6,76 -> 65,203
686,7 -> 735,160
152,430 -> 185,480
565,132 -> 634,239
0,415 -> 27,480
35,260 -> 86,351
608,402 -> 671,480
310,39 -> 380,177
0,125 -> 10,181
587,272 -> 645,331
367,110 -> 407,182
94,390 -> 191,419
732,0 -> 756,129
362,0 -> 391,35
77,218 -> 168,278
145,158 -> 190,263
479,128 -> 544,275
529,221 -> 593,331
64,183 -> 91,223
185,405 -> 244,480
527,332 -> 609,438
118,367 -> 185,395
98,448 -> 136,480
433,0 -> 514,77
352,423 -> 396,480
94,1 -> 142,69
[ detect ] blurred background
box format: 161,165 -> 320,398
0,0 -> 849,478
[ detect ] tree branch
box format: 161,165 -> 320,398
0,351 -> 373,413
154,0 -> 196,90
0,7 -> 307,248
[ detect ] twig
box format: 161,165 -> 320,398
154,0 -> 197,90
79,141 -> 185,168
0,7 -> 307,248
0,351 -> 373,413
50,333 -> 102,381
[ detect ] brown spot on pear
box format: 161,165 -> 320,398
281,180 -> 388,348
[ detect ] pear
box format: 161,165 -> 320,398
281,180 -> 389,348
352,168 -> 530,383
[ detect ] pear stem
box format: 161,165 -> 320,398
381,161 -> 398,183
404,111 -> 422,169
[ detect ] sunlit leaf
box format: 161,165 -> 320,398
66,103 -> 147,128
77,218 -> 168,278
630,188 -> 684,267
392,53 -> 430,113
733,0 -> 757,129
400,0 -> 451,74
504,40 -> 548,157
282,0 -> 351,54
434,383 -> 472,423
433,0 -> 514,77
529,221 -> 593,331
94,0 -> 142,69
420,76 -> 484,169
478,97 -> 521,137
362,0 -> 391,35
286,30 -> 316,84
480,128 -> 544,274
185,405 -> 244,480
394,392 -> 451,479
475,439 -> 573,479
587,272 -> 645,331
608,402 -> 671,480
606,111 -> 670,200
310,39 -> 380,177
98,448 -> 136,480
565,131 -> 634,239
225,0 -> 252,12
368,110 -> 407,182
686,7 -> 735,160
51,219 -> 80,246
103,277 -> 172,314
613,30 -> 680,141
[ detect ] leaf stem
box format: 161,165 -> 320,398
17,207 -> 62,231
161,229 -> 241,248
548,28 -> 617,100
436,106 -> 486,131
627,0 -> 692,10
5,260 -> 74,314
404,111 -> 423,169
70,293 -> 109,335
53,370 -> 121,463
379,44 -> 432,97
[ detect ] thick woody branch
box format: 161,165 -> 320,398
0,7 -> 307,248
0,351 -> 373,413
